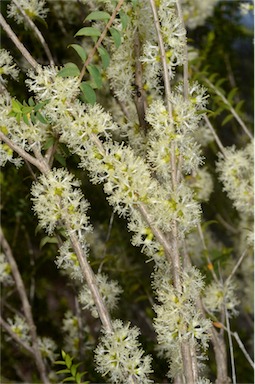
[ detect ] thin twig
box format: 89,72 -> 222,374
78,0 -> 125,82
0,316 -> 34,355
226,250 -> 247,284
11,0 -> 55,66
148,0 -> 172,117
68,230 -> 113,333
197,223 -> 218,283
204,78 -> 253,140
225,307 -> 236,384
0,227 -> 49,384
0,131 -> 48,174
0,13 -> 38,69
204,115 -> 226,156
175,0 -> 189,100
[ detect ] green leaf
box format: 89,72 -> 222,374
85,11 -> 111,21
54,152 -> 66,166
36,111 -> 49,124
56,369 -> 71,374
68,44 -> 87,62
222,113 -> 234,126
28,97 -> 35,106
119,10 -> 129,30
80,82 -> 96,104
34,100 -> 49,112
70,364 -> 77,377
65,353 -> 72,369
11,99 -> 23,113
40,236 -> 58,249
43,137 -> 55,150
97,46 -> 110,69
235,99 -> 244,114
87,64 -> 102,88
57,63 -> 80,78
22,113 -> 30,126
75,27 -> 101,37
30,112 -> 37,125
109,27 -> 121,48
54,360 -> 67,365
63,377 -> 76,382
227,87 -> 238,104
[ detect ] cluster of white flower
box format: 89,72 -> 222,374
26,66 -> 80,122
153,265 -> 211,378
7,315 -> 31,344
0,49 -> 19,83
95,319 -> 153,383
31,168 -> 92,237
203,279 -> 239,318
0,253 -> 14,286
181,0 -> 219,29
56,240 -> 86,282
79,273 -> 123,318
7,0 -> 48,24
217,142 -> 254,216
38,337 -> 57,362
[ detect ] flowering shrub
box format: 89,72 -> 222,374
0,1 -> 253,383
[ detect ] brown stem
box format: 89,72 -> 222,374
78,0 -> 125,82
11,0 -> 55,66
68,231 -> 113,332
0,13 -> 38,69
0,131 -> 48,174
0,227 -> 49,384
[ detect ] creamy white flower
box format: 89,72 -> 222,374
0,49 -> 19,83
7,0 -> 48,24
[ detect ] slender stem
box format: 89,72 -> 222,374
11,0 -> 55,66
226,250 -> 247,284
0,13 -> 38,69
197,223 -> 218,283
225,307 -> 236,384
204,115 -> 226,156
78,0 -> 125,82
0,227 -> 49,384
175,0 -> 189,100
148,0 -> 172,117
0,316 -> 34,354
204,78 -> 253,140
0,131 -> 48,174
133,29 -> 148,133
68,230 -> 113,332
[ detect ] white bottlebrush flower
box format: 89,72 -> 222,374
25,66 -> 80,121
55,240 -> 85,282
38,337 -> 57,362
0,49 -> 19,83
31,168 -> 92,236
185,168 -> 214,202
0,253 -> 14,286
217,143 -> 254,216
79,273 -> 123,318
181,0 -> 219,29
203,279 -> 240,317
95,319 -> 153,383
7,315 -> 31,344
7,0 -> 48,24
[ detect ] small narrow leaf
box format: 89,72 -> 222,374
68,44 -> 87,62
63,377 -> 77,382
97,46 -> 110,69
11,99 -> 23,113
54,152 -> 66,166
85,11 -> 111,21
222,113 -> 234,126
80,82 -> 96,104
119,10 -> 129,30
109,27 -> 121,48
43,137 -> 55,150
56,369 -> 71,374
22,113 -> 30,126
75,27 -> 101,37
57,63 -> 80,77
235,99 -> 244,114
36,111 -> 49,125
87,64 -> 102,88
28,97 -> 35,106
65,353 -> 72,369
227,87 -> 238,104
40,236 -> 58,249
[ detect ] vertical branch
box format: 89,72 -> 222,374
225,308 -> 236,384
0,227 -> 49,384
11,0 -> 55,66
0,13 -> 38,69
